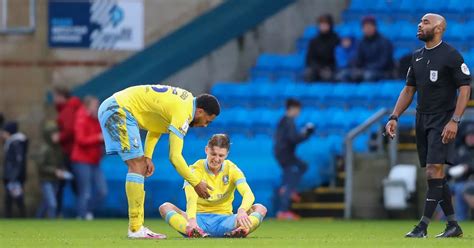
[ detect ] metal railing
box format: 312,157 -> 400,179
343,107 -> 474,219
0,0 -> 36,34
343,108 -> 403,219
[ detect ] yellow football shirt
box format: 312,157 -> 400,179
185,159 -> 250,215
113,84 -> 194,137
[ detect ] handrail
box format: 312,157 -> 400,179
343,108 -> 393,219
0,0 -> 36,34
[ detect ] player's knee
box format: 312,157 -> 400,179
159,202 -> 172,217
253,204 -> 267,217
425,164 -> 444,179
126,157 -> 147,175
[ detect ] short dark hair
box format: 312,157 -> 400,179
207,134 -> 230,151
362,15 -> 377,26
53,86 -> 71,98
286,98 -> 301,110
317,14 -> 334,27
196,94 -> 220,116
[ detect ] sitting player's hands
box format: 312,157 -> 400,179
186,218 -> 199,231
236,208 -> 252,230
194,181 -> 213,199
144,157 -> 155,177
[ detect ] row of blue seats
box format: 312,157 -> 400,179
346,0 -> 474,14
212,81 -> 406,108
301,20 -> 474,41
251,49 -> 474,81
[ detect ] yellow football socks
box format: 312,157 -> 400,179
125,173 -> 145,232
165,210 -> 188,234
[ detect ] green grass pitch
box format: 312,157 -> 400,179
1,219 -> 473,247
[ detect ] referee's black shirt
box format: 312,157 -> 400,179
406,41 -> 471,114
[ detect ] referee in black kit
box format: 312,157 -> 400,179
385,13 -> 471,238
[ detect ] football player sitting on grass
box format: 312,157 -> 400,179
159,134 -> 267,238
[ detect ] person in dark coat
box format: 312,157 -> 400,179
305,14 -> 340,82
2,121 -> 28,218
353,16 -> 394,81
35,121 -> 66,218
274,99 -> 314,220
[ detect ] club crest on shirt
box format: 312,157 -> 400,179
223,175 -> 229,185
429,70 -> 438,82
461,63 -> 470,75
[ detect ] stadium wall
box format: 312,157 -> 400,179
0,0 -> 222,217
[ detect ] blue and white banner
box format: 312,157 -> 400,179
48,0 -> 144,50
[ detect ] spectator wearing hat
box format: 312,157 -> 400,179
353,16 -> 394,81
2,121 -> 28,218
305,14 -> 340,82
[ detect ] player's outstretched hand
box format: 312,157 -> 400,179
441,120 -> 458,144
144,157 -> 155,177
385,120 -> 397,139
194,181 -> 213,199
236,208 -> 252,230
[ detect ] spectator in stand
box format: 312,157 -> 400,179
0,113 -> 4,128
305,14 -> 340,82
335,34 -> 358,82
52,86 -> 82,216
274,99 -> 314,220
353,16 -> 393,81
448,122 -> 474,220
2,121 -> 28,218
35,121 -> 67,219
71,96 -> 107,220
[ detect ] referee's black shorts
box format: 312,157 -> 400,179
415,110 -> 456,167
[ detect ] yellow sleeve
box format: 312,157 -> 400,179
169,132 -> 200,186
184,184 -> 198,219
232,164 -> 254,211
144,132 -> 161,158
237,182 -> 255,212
168,114 -> 189,139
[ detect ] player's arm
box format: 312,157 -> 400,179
450,50 -> 472,120
169,133 -> 200,186
391,85 -> 416,118
236,181 -> 255,212
442,52 -> 472,144
144,132 -> 161,159
184,184 -> 198,219
234,172 -> 255,229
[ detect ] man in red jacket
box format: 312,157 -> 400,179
53,86 -> 83,216
71,96 -> 107,220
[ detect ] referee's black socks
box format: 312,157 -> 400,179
439,178 -> 458,226
419,179 -> 444,229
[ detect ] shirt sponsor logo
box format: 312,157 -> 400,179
429,70 -> 438,82
461,63 -> 470,75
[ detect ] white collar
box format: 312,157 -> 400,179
425,40 -> 442,50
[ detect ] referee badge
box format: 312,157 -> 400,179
461,63 -> 470,75
429,70 -> 438,82
223,175 -> 229,185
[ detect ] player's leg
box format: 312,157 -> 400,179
159,202 -> 188,235
406,112 -> 429,237
247,204 -> 267,233
98,97 -> 164,239
227,204 -> 267,238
